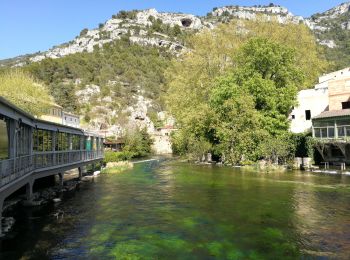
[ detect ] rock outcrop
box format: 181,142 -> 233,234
26,9 -> 203,63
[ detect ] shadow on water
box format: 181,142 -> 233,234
1,159 -> 350,259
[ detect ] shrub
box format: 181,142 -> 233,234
103,150 -> 136,164
80,28 -> 88,37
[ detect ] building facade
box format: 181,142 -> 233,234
40,103 -> 63,124
62,111 -> 80,128
40,103 -> 80,128
310,68 -> 350,164
290,67 -> 350,133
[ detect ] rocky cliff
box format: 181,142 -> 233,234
2,3 -> 350,67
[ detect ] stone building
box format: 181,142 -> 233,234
290,67 -> 350,133
310,68 -> 350,164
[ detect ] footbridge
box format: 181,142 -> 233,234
0,97 -> 104,235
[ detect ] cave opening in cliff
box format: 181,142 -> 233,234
181,18 -> 192,27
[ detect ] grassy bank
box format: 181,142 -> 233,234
102,161 -> 133,174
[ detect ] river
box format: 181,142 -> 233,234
1,159 -> 350,259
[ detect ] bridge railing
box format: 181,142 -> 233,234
0,150 -> 103,188
0,155 -> 34,187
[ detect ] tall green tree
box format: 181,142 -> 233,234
166,19 -> 328,163
123,128 -> 154,158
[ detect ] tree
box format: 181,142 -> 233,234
209,75 -> 266,163
80,28 -> 88,37
50,82 -> 78,113
234,37 -> 303,135
123,128 -> 153,158
0,70 -> 52,116
166,19 -> 328,163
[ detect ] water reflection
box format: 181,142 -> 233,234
292,174 -> 350,259
1,161 -> 350,259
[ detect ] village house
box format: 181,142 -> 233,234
311,68 -> 350,164
290,67 -> 350,133
62,111 -> 80,128
40,102 -> 64,124
40,102 -> 80,128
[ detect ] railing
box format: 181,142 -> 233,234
0,155 -> 34,187
0,150 -> 104,188
314,125 -> 350,140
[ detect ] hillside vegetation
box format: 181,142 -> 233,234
24,38 -> 171,117
0,70 -> 52,116
312,11 -> 350,69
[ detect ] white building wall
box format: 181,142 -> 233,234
62,112 -> 80,128
290,87 -> 329,133
318,67 -> 350,84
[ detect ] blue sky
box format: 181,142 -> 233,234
0,0 -> 347,59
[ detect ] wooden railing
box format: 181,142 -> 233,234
0,150 -> 103,188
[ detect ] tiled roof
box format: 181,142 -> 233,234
313,109 -> 350,120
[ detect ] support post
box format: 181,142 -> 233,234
335,121 -> 338,139
52,131 -> 56,166
341,163 -> 346,171
0,198 -> 4,237
58,173 -> 64,187
78,167 -> 83,180
26,180 -> 34,202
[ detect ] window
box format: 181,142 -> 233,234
0,117 -> 9,160
291,115 -> 295,120
338,127 -> 345,137
314,128 -> 321,138
342,102 -> 350,109
305,110 -> 311,120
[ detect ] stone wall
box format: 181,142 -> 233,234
329,76 -> 350,111
152,135 -> 172,154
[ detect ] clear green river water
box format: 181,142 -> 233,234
1,159 -> 350,259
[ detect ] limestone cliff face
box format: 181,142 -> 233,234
2,2 -> 350,67
210,2 -> 350,49
211,5 -> 304,25
27,9 -> 204,63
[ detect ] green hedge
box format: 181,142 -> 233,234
103,150 -> 135,164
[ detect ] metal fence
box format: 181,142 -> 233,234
0,150 -> 103,188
